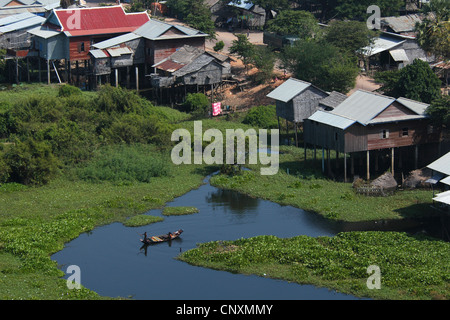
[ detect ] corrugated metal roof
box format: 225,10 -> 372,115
440,176 -> 450,186
52,5 -> 149,36
433,190 -> 450,205
266,78 -> 311,103
0,14 -> 44,33
396,97 -> 429,115
89,49 -> 109,59
27,25 -> 60,38
427,152 -> 450,176
308,110 -> 355,130
389,48 -> 409,62
92,32 -> 141,49
331,90 -> 395,125
133,19 -> 206,40
360,35 -> 405,56
106,46 -> 133,57
0,12 -> 35,26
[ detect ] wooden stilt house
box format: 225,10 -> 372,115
303,90 -> 441,181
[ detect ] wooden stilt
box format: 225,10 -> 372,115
47,59 -> 50,85
391,147 -> 395,176
366,150 -> 370,181
344,153 -> 347,183
126,66 -> 130,88
135,66 -> 139,93
322,147 -> 325,173
415,145 -> 419,169
38,58 -> 41,82
15,57 -> 19,84
286,119 -> 289,145
27,57 -> 30,82
351,153 -> 354,176
295,123 -> 298,147
115,68 -> 118,87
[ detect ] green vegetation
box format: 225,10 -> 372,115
0,84 -> 446,300
75,144 -> 170,184
211,146 -> 435,222
281,40 -> 359,93
179,232 -> 450,300
123,214 -> 164,227
0,84 -> 210,299
229,34 -> 276,83
242,105 -> 277,129
162,206 -> 199,216
374,59 -> 442,103
266,10 -> 319,40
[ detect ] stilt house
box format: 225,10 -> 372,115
303,90 -> 441,181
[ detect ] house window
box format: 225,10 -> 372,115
427,125 -> 434,134
402,127 -> 409,136
80,42 -> 85,52
381,129 -> 389,139
335,132 -> 338,141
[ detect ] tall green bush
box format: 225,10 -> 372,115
243,105 -> 278,129
4,138 -> 60,185
183,93 -> 210,118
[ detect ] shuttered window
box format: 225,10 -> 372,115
381,129 -> 389,139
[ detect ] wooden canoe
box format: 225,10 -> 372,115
140,229 -> 183,244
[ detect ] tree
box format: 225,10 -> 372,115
249,46 -> 276,83
426,95 -> 450,128
323,20 -> 378,57
375,59 -> 442,103
415,0 -> 450,61
229,34 -> 255,72
334,0 -> 404,21
5,137 -> 60,185
266,10 -> 319,40
185,1 -> 216,39
165,0 -> 216,39
281,40 -> 359,93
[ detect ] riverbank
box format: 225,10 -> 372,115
210,146 -> 438,222
0,157 -> 216,299
178,231 -> 450,300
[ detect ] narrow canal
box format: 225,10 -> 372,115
52,174 -> 437,300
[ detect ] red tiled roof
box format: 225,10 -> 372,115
53,5 -> 150,36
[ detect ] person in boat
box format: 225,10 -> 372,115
167,232 -> 172,240
142,232 -> 148,242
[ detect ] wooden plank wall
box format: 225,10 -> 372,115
69,36 -> 91,61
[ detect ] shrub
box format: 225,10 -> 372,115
58,84 -> 82,97
76,144 -> 170,183
4,137 -> 60,185
183,93 -> 210,118
213,40 -> 225,52
0,150 -> 10,184
242,105 -> 277,129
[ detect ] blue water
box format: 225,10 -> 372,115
52,176 -> 366,300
